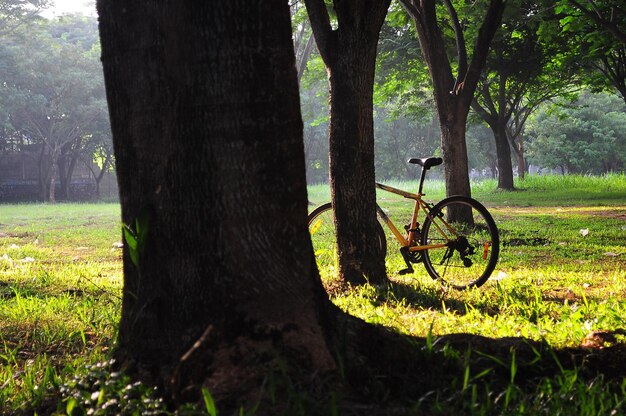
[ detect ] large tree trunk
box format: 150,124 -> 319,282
305,0 -> 390,286
98,0 -> 336,406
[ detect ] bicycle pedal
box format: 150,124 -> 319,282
398,267 -> 414,275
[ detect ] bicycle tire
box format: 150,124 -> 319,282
308,203 -> 387,284
420,196 -> 499,290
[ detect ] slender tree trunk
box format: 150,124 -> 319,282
305,0 -> 390,286
94,155 -> 112,200
515,138 -> 526,180
491,122 -> 514,190
329,41 -> 387,285
37,146 -> 50,201
58,155 -> 68,200
297,34 -> 315,82
98,0 -> 336,406
48,161 -> 56,203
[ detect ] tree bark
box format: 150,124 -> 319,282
440,111 -> 471,197
305,0 -> 390,285
98,0 -> 336,406
492,121 -> 514,190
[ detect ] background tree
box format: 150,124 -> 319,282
0,15 -> 108,201
565,0 -> 626,45
472,1 -> 579,188
526,91 -> 626,173
304,0 -> 391,285
291,1 -> 316,82
374,5 -> 442,180
398,0 -> 505,202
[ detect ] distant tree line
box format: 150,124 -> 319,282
0,4 -> 113,202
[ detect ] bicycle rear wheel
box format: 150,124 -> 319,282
421,196 -> 499,290
307,203 -> 386,285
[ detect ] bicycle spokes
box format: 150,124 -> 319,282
422,197 -> 499,290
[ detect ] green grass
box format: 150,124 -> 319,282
309,173 -> 626,207
1,174 -> 626,414
0,203 -> 122,414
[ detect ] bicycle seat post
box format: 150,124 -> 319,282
417,166 -> 427,195
408,157 -> 443,195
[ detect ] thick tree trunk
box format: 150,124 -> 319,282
440,114 -> 474,223
98,0 -> 336,406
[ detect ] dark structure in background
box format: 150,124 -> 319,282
0,144 -> 117,202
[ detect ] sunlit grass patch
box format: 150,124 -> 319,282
0,203 -> 122,414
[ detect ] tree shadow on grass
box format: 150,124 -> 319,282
329,278 -> 626,413
379,279 -> 477,316
341,306 -> 626,415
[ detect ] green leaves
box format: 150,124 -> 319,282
122,208 -> 151,270
201,387 -> 218,416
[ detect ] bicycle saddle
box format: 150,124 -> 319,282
408,157 -> 443,169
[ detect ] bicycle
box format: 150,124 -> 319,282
308,157 -> 500,290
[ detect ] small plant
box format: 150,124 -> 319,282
121,208 -> 151,270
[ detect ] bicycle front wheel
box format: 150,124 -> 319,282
308,203 -> 387,286
421,196 -> 499,290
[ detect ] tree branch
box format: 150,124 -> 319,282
459,0 -> 505,106
297,34 -> 315,82
397,0 -> 420,21
303,0 -> 334,63
443,0 -> 467,91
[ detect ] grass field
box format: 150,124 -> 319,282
1,174 -> 625,414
